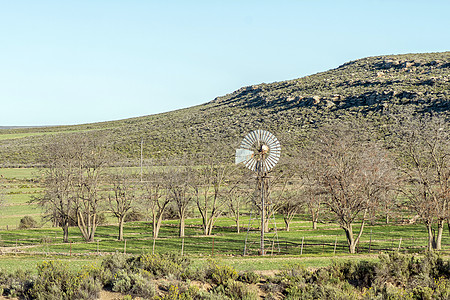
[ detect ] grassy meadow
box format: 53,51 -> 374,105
1,167 -> 449,276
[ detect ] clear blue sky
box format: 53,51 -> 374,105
1,1 -> 449,126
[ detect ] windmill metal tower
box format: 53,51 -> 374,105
235,130 -> 281,255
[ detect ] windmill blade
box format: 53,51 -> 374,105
235,148 -> 254,164
238,129 -> 281,173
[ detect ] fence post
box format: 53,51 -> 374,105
300,237 -> 304,255
398,237 -> 402,252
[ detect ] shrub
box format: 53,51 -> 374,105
238,271 -> 260,284
18,216 -> 37,229
30,260 -> 101,300
111,270 -> 156,299
157,284 -> 200,300
101,253 -> 129,284
223,279 -> 258,300
374,252 -> 412,287
285,282 -> 358,300
30,261 -> 70,299
328,259 -> 376,288
137,253 -> 189,279
0,269 -> 33,299
206,260 -> 238,286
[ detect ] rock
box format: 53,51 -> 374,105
325,100 -> 335,108
331,94 -> 341,101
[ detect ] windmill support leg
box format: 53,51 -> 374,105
260,175 -> 265,256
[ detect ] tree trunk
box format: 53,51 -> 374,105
118,216 -> 124,241
200,211 -> 208,235
343,225 -> 356,254
436,220 -> 444,250
206,219 -> 214,236
62,221 -> 69,243
284,218 -> 290,232
179,215 -> 185,237
342,223 -> 365,254
426,224 -> 436,251
153,213 -> 164,239
312,220 -> 317,230
236,216 -> 240,234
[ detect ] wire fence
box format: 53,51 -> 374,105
1,234 -> 448,258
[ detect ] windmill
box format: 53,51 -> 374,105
235,130 -> 281,255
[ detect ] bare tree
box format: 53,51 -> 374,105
139,170 -> 171,239
394,115 -> 450,251
35,136 -> 79,242
275,188 -> 304,232
304,181 -> 322,230
225,171 -> 254,233
107,170 -> 137,241
271,170 -> 302,232
37,134 -> 112,242
297,163 -> 323,230
73,136 -> 111,242
191,159 -> 231,235
308,123 -> 396,253
168,167 -> 193,237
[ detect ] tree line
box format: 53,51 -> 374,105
33,113 -> 449,254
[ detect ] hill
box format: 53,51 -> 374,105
1,51 -> 449,166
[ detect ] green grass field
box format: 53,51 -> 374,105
0,167 -> 448,275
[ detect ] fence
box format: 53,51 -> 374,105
2,234 -> 448,258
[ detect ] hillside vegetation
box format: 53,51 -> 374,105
1,51 -> 449,166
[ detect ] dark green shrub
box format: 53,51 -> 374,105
374,253 -> 411,287
111,270 -> 156,298
0,269 -> 33,299
261,281 -> 283,295
69,275 -> 101,300
101,253 -> 128,284
18,216 -> 37,229
379,283 -> 414,300
137,253 -> 188,278
285,282 -> 358,300
238,271 -> 260,284
274,263 -> 312,291
30,260 -> 101,300
223,279 -> 258,300
157,284 -> 201,300
328,259 -> 376,288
